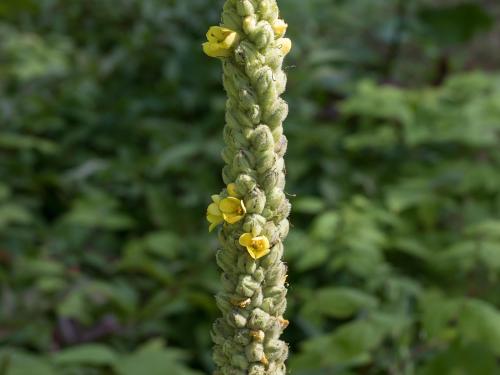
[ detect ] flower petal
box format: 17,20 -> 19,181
272,19 -> 288,38
207,202 -> 221,216
221,32 -> 238,48
239,200 -> 247,215
219,197 -> 241,213
207,213 -> 223,225
254,236 -> 270,250
247,246 -> 270,260
227,183 -> 239,198
224,213 -> 244,224
239,233 -> 253,247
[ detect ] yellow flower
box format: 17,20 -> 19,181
278,38 -> 292,55
202,26 -> 239,58
207,195 -> 224,232
272,19 -> 288,38
239,233 -> 270,259
219,197 -> 246,224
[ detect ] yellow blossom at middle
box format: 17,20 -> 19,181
219,197 -> 246,224
207,195 -> 224,232
202,26 -> 239,58
239,233 -> 270,259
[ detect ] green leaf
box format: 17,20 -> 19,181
0,203 -> 32,228
113,340 -> 201,375
303,287 -> 378,319
293,318 -> 387,369
420,292 -> 461,342
63,191 -> 134,230
52,344 -> 117,366
57,290 -> 89,323
311,211 -> 339,240
459,299 -> 500,354
0,350 -> 56,375
418,342 -> 497,375
294,244 -> 329,272
0,133 -> 58,154
144,231 -> 181,259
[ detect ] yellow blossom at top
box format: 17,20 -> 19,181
219,197 -> 246,224
239,233 -> 270,259
206,195 -> 224,232
272,19 -> 288,38
203,26 -> 239,58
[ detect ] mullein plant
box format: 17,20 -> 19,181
203,1 -> 292,374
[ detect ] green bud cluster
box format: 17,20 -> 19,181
205,1 -> 291,374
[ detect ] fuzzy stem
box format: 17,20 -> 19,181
206,1 -> 291,374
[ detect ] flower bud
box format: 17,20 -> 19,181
237,275 -> 260,297
267,187 -> 284,209
253,22 -> 274,49
243,214 -> 266,236
260,243 -> 283,268
257,67 -> 275,98
221,146 -> 234,164
256,150 -> 276,174
222,165 -> 236,185
244,188 -> 266,214
239,87 -> 257,108
265,48 -> 284,70
264,98 -> 288,130
213,319 -> 233,340
274,70 -> 287,96
275,135 -> 287,156
249,364 -> 266,375
228,311 -> 248,328
245,342 -> 264,362
258,0 -> 277,20
253,267 -> 265,283
234,329 -> 252,346
260,170 -> 279,191
233,150 -> 254,174
236,174 -> 257,195
272,126 -> 283,143
247,105 -> 261,124
248,308 -> 271,330
266,262 -> 287,285
231,353 -> 250,370
245,258 -> 257,274
221,273 -> 234,291
274,298 -> 287,316
216,249 -> 237,274
262,221 -> 279,243
213,346 -> 226,366
252,288 -> 264,307
251,125 -> 274,151
274,199 -> 291,222
216,294 -> 233,314
236,0 -> 254,17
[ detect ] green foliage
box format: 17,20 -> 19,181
1,0 -> 499,374
0,340 -> 202,375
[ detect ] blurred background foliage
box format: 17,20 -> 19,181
1,0 -> 500,374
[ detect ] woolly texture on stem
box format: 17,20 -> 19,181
204,1 -> 291,374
